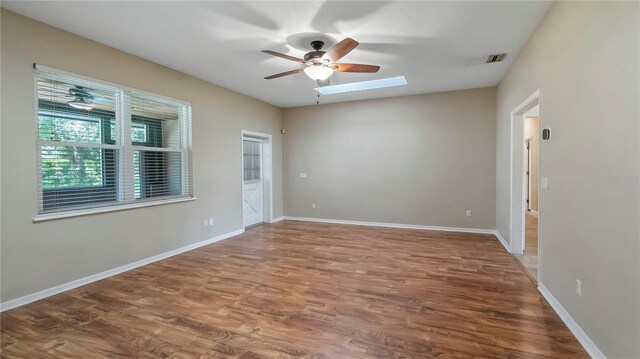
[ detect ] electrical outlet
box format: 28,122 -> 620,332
312,203 -> 316,209
466,210 -> 472,217
541,176 -> 549,189
300,172 -> 308,178
576,279 -> 582,297
203,219 -> 209,227
209,218 -> 214,226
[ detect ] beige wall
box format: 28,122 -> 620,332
524,116 -> 539,212
283,88 -> 496,229
0,10 -> 284,302
496,2 -> 639,357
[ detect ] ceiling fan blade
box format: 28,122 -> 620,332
333,63 -> 380,73
262,50 -> 305,63
264,68 -> 304,79
324,38 -> 359,62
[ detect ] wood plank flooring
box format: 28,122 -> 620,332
515,213 -> 539,282
1,221 -> 587,358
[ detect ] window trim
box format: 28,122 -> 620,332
33,197 -> 196,222
33,64 -> 193,221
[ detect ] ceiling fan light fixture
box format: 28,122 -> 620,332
67,99 -> 94,110
304,65 -> 333,81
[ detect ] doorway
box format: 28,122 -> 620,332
510,91 -> 541,281
241,130 -> 273,228
522,110 -> 539,280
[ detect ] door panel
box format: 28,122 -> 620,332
243,181 -> 263,227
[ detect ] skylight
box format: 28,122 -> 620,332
314,76 -> 408,95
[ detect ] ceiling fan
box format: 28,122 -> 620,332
66,86 -> 95,110
262,37 -> 380,83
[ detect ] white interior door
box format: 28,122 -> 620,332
243,138 -> 264,227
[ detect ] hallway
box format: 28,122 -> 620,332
516,212 -> 538,280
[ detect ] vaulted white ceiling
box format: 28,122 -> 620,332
3,1 -> 551,108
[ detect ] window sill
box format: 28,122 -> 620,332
33,197 -> 196,222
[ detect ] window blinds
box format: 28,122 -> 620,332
37,75 -> 120,211
243,140 -> 262,181
35,67 -> 192,215
130,94 -> 184,200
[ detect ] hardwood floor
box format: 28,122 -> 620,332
1,221 -> 587,358
515,213 -> 539,281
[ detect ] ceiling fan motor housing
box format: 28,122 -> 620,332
304,40 -> 328,63
304,50 -> 326,63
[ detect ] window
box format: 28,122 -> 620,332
36,67 -> 192,216
243,139 -> 262,181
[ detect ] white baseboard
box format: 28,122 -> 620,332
0,228 -> 245,312
492,230 -> 511,253
282,216 -> 496,234
269,216 -> 284,223
538,283 -> 606,359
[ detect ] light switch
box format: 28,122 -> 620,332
541,177 -> 549,190
300,172 -> 308,178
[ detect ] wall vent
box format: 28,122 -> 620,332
486,53 -> 507,63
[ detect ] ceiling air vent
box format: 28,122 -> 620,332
486,53 -> 507,63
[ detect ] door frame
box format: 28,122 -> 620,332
509,90 -> 541,259
525,137 -> 532,211
241,130 -> 274,227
